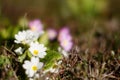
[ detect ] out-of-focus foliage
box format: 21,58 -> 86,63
66,0 -> 108,16
0,55 -> 10,67
0,0 -> 120,80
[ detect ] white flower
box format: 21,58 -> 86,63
29,42 -> 47,58
34,73 -> 39,78
29,78 -> 33,80
45,77 -> 50,80
48,67 -> 59,73
58,47 -> 69,58
29,73 -> 39,80
14,30 -> 42,45
14,47 -> 23,54
43,67 -> 59,74
23,57 -> 43,77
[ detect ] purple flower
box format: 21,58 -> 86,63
47,29 -> 57,40
58,27 -> 73,52
28,19 -> 43,32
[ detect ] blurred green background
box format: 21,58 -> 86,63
0,0 -> 120,36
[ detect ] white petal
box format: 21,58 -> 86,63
31,57 -> 39,64
29,70 -> 35,77
29,78 -> 34,80
23,61 -> 31,69
38,52 -> 46,58
14,47 -> 23,54
37,62 -> 43,69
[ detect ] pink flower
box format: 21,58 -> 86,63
60,39 -> 73,52
58,27 -> 71,41
58,27 -> 73,52
47,29 -> 57,40
28,19 -> 43,32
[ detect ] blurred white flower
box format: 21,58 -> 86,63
35,73 -> 39,78
14,30 -> 42,45
43,61 -> 62,74
58,47 -> 69,58
29,42 -> 47,58
45,77 -> 50,80
43,67 -> 59,74
29,78 -> 33,80
23,57 -> 43,77
49,67 -> 59,73
14,47 -> 23,54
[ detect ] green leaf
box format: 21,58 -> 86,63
0,26 -> 20,39
27,51 -> 32,58
66,0 -> 81,15
41,50 -> 62,70
0,55 -> 10,67
38,32 -> 49,46
18,17 -> 28,27
8,26 -> 20,38
18,53 -> 26,63
1,29 -> 9,39
8,70 -> 13,77
43,61 -> 55,70
41,50 -> 62,62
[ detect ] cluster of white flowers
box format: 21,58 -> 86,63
14,19 -> 48,79
14,19 -> 73,80
14,29 -> 46,79
14,20 -> 62,80
14,30 -> 43,45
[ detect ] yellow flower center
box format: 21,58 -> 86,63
32,65 -> 38,71
33,50 -> 39,55
21,40 -> 26,44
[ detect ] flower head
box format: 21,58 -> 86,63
60,39 -> 73,52
47,29 -> 57,40
14,30 -> 41,45
29,42 -> 47,58
28,19 -> 43,32
58,27 -> 73,52
14,47 -> 23,54
23,57 -> 43,77
58,27 -> 71,41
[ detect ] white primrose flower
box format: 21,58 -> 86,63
29,42 -> 47,58
29,73 -> 39,80
23,57 -> 43,77
14,47 -> 23,54
14,30 -> 42,45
